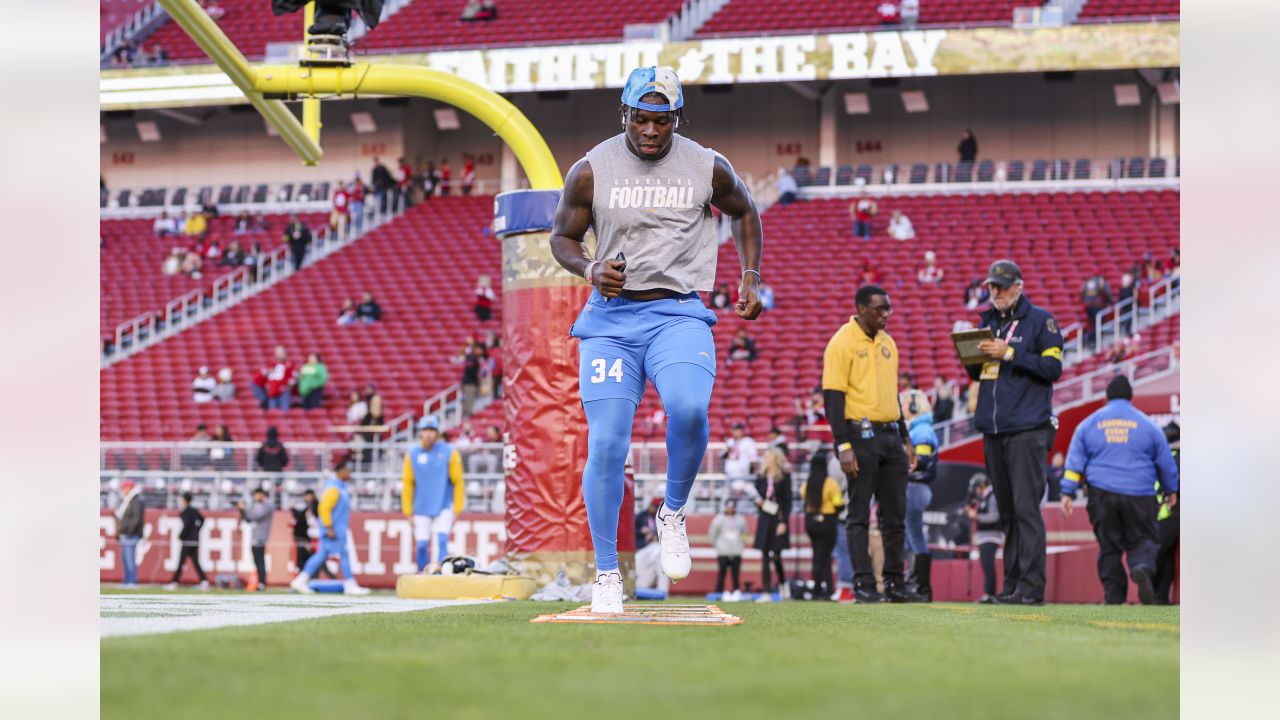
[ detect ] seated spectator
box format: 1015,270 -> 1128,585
775,168 -> 798,206
901,0 -> 919,28
180,248 -> 203,278
346,389 -> 369,425
964,278 -> 990,310
727,329 -> 758,364
243,242 -> 262,282
887,210 -> 915,241
336,298 -> 358,326
850,194 -> 877,240
877,1 -> 901,26
221,240 -> 245,267
233,211 -> 253,235
859,259 -> 881,285
185,211 -> 207,237
453,423 -> 477,450
162,247 -> 184,276
202,1 -> 226,22
201,237 -> 222,264
474,275 -> 496,321
151,43 -> 168,64
708,283 -> 732,312
917,250 -> 944,284
932,375 -> 957,423
153,211 -> 178,237
356,292 -> 382,323
192,366 -> 216,404
251,346 -> 296,411
180,424 -> 213,469
298,352 -> 329,410
213,367 -> 236,401
461,0 -> 497,22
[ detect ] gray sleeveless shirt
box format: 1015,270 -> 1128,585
584,133 -> 718,293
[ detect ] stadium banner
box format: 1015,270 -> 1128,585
101,22 -> 1179,110
97,508 -> 1156,602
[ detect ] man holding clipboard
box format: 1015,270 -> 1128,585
958,260 -> 1064,605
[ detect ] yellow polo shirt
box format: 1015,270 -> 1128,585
822,317 -> 901,423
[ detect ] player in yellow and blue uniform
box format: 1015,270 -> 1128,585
402,416 -> 465,572
290,454 -> 370,594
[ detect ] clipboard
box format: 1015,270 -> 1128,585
952,328 -> 995,365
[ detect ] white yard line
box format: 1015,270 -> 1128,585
100,594 -> 485,638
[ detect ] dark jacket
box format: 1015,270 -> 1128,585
178,506 -> 204,543
371,162 -> 394,191
286,222 -> 311,256
257,438 -> 290,472
752,473 -> 792,552
272,1 -> 384,28
958,136 -> 978,163
357,300 -> 382,321
119,492 -> 145,537
965,294 -> 1063,435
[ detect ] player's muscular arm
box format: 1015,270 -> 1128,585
550,160 -> 626,297
710,155 -> 764,320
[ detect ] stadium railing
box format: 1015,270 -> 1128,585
1061,274 -> 1179,362
104,193 -> 405,366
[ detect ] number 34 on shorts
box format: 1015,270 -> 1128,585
590,358 -> 625,384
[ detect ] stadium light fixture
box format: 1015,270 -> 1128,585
1114,83 -> 1141,107
136,120 -> 161,142
843,92 -> 870,114
901,90 -> 929,113
351,111 -> 378,134
1157,81 -> 1179,105
434,107 -> 461,130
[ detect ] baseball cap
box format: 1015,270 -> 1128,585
417,416 -> 441,431
622,66 -> 684,112
985,259 -> 1023,288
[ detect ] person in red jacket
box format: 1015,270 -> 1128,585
461,158 -> 476,196
397,157 -> 414,207
438,158 -> 453,196
330,183 -> 351,234
251,345 -> 297,411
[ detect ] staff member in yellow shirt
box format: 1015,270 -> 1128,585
822,285 -> 917,603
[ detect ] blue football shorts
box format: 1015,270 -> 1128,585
569,289 -> 717,406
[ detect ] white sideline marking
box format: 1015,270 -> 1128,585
101,594 -> 482,638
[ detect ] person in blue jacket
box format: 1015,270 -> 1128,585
402,416 -> 465,573
901,388 -> 938,602
964,259 -> 1063,605
1060,376 -> 1179,605
290,454 -> 370,595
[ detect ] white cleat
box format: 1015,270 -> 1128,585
344,579 -> 371,596
163,582 -> 178,591
655,502 -> 691,582
290,574 -> 314,594
591,571 -> 624,614
198,580 -> 211,592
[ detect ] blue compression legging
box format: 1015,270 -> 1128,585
583,363 -> 713,572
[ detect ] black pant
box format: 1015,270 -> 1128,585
984,428 -> 1050,598
290,248 -> 306,271
806,514 -> 837,595
1086,488 -> 1159,604
302,388 -> 324,409
846,427 -> 908,587
251,545 -> 267,586
1154,508 -> 1179,604
716,556 -> 741,593
171,544 -> 207,584
979,542 -> 1000,596
760,550 -> 785,592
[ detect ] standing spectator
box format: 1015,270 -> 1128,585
165,492 -> 210,591
284,214 -> 312,272
213,367 -> 236,401
291,490 -> 318,575
775,167 -> 798,205
420,161 -> 439,199
766,426 -> 789,459
191,366 -> 216,404
902,389 -> 938,602
877,1 -> 901,25
489,340 -> 504,399
965,473 -> 1003,602
460,345 -> 481,418
850,194 -> 877,241
708,498 -> 749,600
330,182 -> 351,234
221,240 -> 245,267
726,329 -> 758,364
208,424 -> 234,469
359,394 -> 386,465
438,158 -> 453,196
822,285 -> 916,603
461,157 -> 476,196
478,346 -> 495,399
752,448 -> 793,595
887,210 -> 915,241
346,389 -> 369,425
1080,275 -> 1112,345
401,416 -> 466,572
115,479 -> 144,588
708,283 -> 732,312
901,0 -> 919,28
238,487 -> 273,591
1060,376 -> 1178,605
1118,272 -> 1137,334
965,277 -> 991,310
298,352 -> 329,410
290,455 -> 371,595
356,292 -> 382,323
722,422 -> 760,486
964,260 -> 1063,605
243,241 -> 263,282
233,210 -> 253,234
473,275 -> 496,321
917,250 -> 945,285
181,424 -> 213,470
958,130 -> 978,164
371,156 -> 394,212
397,157 -> 415,206
256,426 -> 290,472
336,298 -> 357,325
932,375 -> 956,423
350,178 -> 366,233
801,449 -> 845,599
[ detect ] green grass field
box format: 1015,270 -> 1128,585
102,593 -> 1178,720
